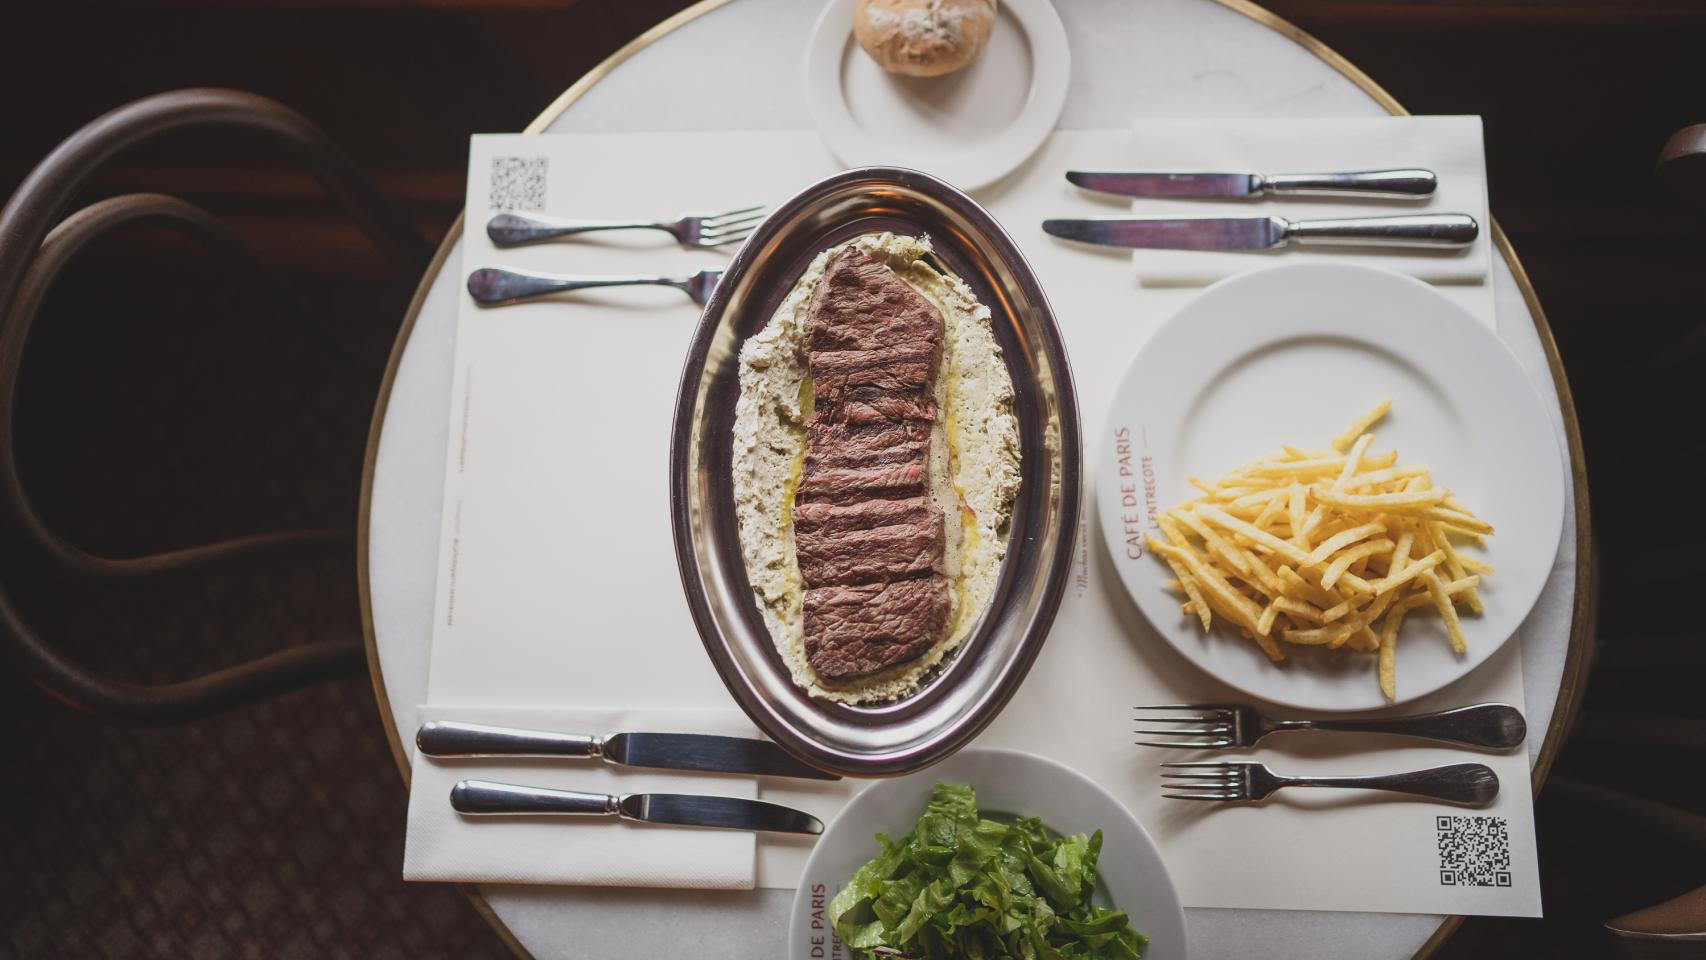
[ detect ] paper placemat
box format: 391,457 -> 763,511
413,128 -> 1542,917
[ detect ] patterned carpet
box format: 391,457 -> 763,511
0,657 -> 506,959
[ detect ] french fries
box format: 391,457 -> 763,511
1146,399 -> 1492,700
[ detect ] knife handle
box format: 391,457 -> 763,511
451,779 -> 618,817
1285,213 -> 1479,248
1262,168 -> 1437,199
417,721 -> 602,759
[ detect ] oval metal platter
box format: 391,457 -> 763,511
671,167 -> 1081,777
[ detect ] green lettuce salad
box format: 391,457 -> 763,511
829,783 -> 1148,960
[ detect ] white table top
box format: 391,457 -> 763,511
363,1 -> 1587,957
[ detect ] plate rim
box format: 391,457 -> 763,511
803,0 -> 1072,191
785,745 -> 1190,960
1096,261 -> 1566,711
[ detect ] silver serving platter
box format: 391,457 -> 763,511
670,167 -> 1080,777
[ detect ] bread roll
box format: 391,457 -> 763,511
853,0 -> 997,78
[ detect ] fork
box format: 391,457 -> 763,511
1161,760 -> 1500,806
466,267 -> 722,307
486,205 -> 765,248
1134,702 -> 1525,751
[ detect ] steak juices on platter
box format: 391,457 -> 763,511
732,234 -> 1021,703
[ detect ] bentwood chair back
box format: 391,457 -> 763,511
0,89 -> 429,723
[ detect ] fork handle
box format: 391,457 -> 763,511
466,267 -> 685,306
1274,703 -> 1527,750
1284,763 -> 1499,806
488,212 -> 665,246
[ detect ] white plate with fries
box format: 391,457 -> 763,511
1099,262 -> 1564,710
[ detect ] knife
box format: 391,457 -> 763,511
1041,213 -> 1478,250
450,779 -> 825,834
1065,168 -> 1437,200
415,721 -> 839,780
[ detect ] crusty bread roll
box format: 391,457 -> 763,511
853,0 -> 997,78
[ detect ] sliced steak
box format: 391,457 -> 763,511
808,345 -> 938,422
802,578 -> 953,679
805,248 -> 946,361
804,420 -> 931,471
790,245 -> 952,683
838,385 -> 936,424
793,497 -> 944,586
793,497 -> 939,537
796,457 -> 927,505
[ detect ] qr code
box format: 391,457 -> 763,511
489,155 -> 547,211
1437,815 -> 1512,887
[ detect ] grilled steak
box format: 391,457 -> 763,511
802,578 -> 953,679
805,248 -> 943,424
793,496 -> 939,536
792,497 -> 944,586
791,247 -> 952,683
803,420 -> 931,470
807,344 -> 937,398
839,386 -> 936,424
796,459 -> 928,505
796,420 -> 932,505
806,250 -> 947,360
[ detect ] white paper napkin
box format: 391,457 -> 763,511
403,705 -> 761,889
1124,116 -> 1490,285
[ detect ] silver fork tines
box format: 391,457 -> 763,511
487,205 -> 766,249
1160,760 -> 1253,801
1160,760 -> 1499,806
1133,704 -> 1238,749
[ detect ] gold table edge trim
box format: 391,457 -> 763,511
353,1 -> 1595,956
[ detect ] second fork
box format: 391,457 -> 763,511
1161,760 -> 1500,806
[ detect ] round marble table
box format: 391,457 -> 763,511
360,1 -> 1593,957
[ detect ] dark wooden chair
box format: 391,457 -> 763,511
0,88 -> 430,723
1582,125 -> 1706,953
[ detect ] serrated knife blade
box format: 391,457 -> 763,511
1066,170 -> 1260,198
619,793 -> 823,834
1043,216 -> 1287,250
605,732 -> 837,780
450,779 -> 825,835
